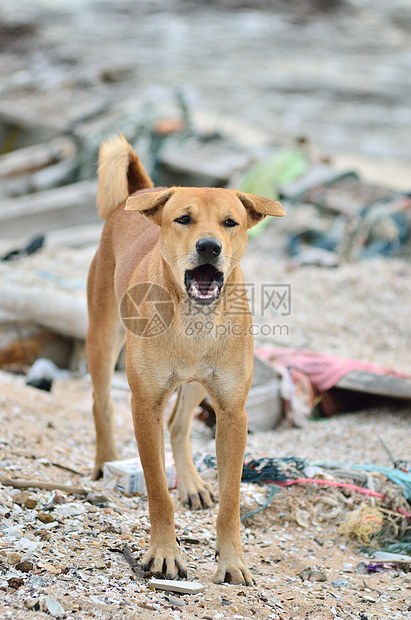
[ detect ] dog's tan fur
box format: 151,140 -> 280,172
87,135 -> 285,584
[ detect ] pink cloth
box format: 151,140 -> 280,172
255,347 -> 408,392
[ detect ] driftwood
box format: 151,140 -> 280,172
0,284 -> 88,340
122,545 -> 145,578
0,137 -> 76,180
337,370 -> 411,400
0,180 -> 98,240
0,476 -> 88,496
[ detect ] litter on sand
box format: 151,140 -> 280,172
103,452 -> 177,494
148,578 -> 206,594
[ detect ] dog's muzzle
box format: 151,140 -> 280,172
184,264 -> 224,304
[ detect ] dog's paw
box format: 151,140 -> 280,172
92,449 -> 120,481
141,544 -> 188,580
179,474 -> 215,510
213,554 -> 255,586
91,463 -> 104,481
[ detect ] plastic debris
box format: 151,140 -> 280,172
103,452 -> 177,494
43,597 -> 65,618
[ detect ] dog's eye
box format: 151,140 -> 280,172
175,215 -> 191,225
223,218 -> 238,228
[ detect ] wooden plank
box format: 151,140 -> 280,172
336,370 -> 411,400
0,180 -> 98,239
148,578 -> 206,594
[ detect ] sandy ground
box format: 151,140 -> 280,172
0,251 -> 410,620
1,0 -> 411,185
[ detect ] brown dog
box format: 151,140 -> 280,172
86,134 -> 285,584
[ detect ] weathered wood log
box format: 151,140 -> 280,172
0,137 -> 76,180
0,180 -> 98,239
0,284 -> 88,339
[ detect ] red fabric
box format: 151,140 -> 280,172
255,347 -> 409,392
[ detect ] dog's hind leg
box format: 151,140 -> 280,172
87,254 -> 126,480
167,382 -> 215,509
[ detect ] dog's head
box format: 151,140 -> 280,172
125,187 -> 285,305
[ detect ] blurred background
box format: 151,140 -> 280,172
0,0 -> 410,184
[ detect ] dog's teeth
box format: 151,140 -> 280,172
189,281 -> 219,300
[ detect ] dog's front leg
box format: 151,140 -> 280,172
130,389 -> 187,579
212,400 -> 254,586
168,382 -> 215,510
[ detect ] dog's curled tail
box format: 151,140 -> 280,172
97,134 -> 154,219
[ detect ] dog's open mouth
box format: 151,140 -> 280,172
184,264 -> 224,304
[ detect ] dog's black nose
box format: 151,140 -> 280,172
196,238 -> 222,260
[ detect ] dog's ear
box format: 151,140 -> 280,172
125,189 -> 174,226
236,192 -> 285,229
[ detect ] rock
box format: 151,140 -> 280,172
25,497 -> 38,509
7,577 -> 24,589
85,491 -> 109,506
25,597 -> 40,610
38,512 -> 55,524
16,560 -> 34,573
6,551 -> 23,564
355,562 -> 369,574
12,491 -> 29,505
13,491 -> 39,509
300,568 -> 327,582
332,578 -> 350,588
29,576 -> 44,588
100,63 -> 137,83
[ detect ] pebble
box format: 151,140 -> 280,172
12,492 -> 38,509
332,578 -> 350,588
6,551 -> 23,564
86,491 -> 109,506
24,597 -> 40,610
300,569 -> 327,582
38,512 -> 55,524
7,577 -> 24,589
29,576 -> 45,588
15,560 -> 34,572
